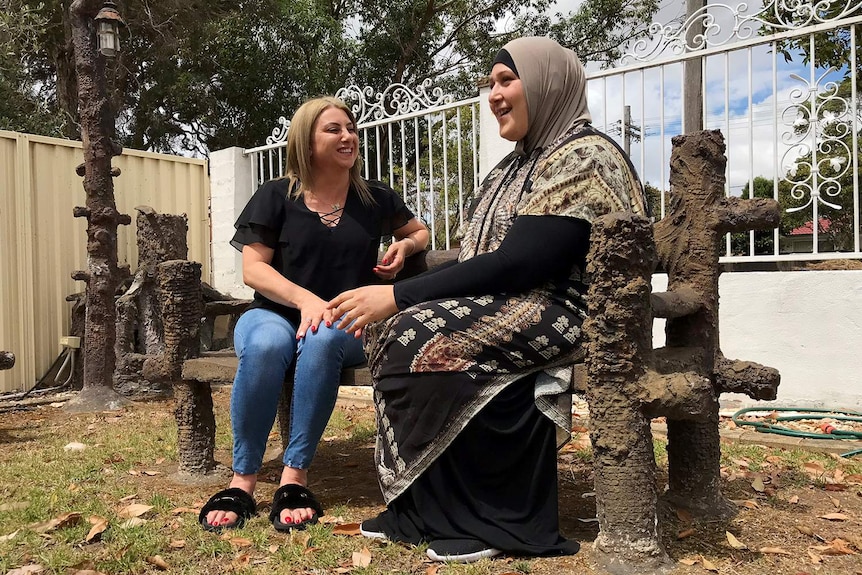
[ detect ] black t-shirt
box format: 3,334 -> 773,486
231,178 -> 414,325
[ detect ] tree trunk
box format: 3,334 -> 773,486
65,0 -> 131,413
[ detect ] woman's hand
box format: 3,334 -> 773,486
373,238 -> 413,281
296,293 -> 335,339
328,285 -> 398,338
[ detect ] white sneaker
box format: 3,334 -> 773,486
426,538 -> 502,563
359,517 -> 388,540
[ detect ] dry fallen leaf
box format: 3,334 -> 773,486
332,522 -> 362,536
813,538 -> 858,555
232,553 -> 251,567
118,494 -> 137,502
140,470 -> 160,476
28,512 -> 82,533
169,539 -> 186,549
0,502 -> 29,512
229,537 -> 253,548
118,503 -> 153,519
819,512 -> 849,521
808,549 -> 823,564
170,507 -> 199,515
119,517 -> 147,529
425,565 -> 441,575
788,495 -> 800,504
145,555 -> 170,570
0,529 -> 21,542
318,515 -> 346,524
804,461 -> 826,476
64,442 -> 87,452
679,558 -> 698,566
268,544 -> 280,553
751,476 -> 766,493
291,531 -> 312,549
759,546 -> 792,555
352,547 -> 372,568
5,564 -> 45,575
702,557 -> 718,572
85,516 -> 108,543
675,508 -> 693,524
677,528 -> 695,539
736,499 -> 760,509
726,531 -> 748,550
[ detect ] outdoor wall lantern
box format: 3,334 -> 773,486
94,1 -> 126,57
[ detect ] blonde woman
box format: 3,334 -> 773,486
199,97 -> 428,532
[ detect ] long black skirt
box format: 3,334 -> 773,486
373,373 -> 579,556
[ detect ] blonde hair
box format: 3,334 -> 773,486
285,96 -> 372,205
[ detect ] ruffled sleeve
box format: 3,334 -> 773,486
230,179 -> 291,251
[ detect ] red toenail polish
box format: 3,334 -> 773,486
285,517 -> 293,523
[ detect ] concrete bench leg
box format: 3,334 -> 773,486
665,417 -> 734,518
585,213 -> 672,574
174,380 -> 218,475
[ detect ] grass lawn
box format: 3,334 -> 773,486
1,387 -> 861,575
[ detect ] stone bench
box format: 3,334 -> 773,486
160,131 -> 781,574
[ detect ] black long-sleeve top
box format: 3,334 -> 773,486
393,214 -> 590,309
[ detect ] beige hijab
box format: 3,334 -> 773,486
501,36 -> 592,155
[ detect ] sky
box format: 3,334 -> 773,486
558,0 -> 859,216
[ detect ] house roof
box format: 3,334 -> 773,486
789,218 -> 831,236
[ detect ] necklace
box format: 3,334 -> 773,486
308,190 -> 344,211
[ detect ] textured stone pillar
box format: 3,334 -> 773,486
152,260 -> 214,475
585,213 -> 671,574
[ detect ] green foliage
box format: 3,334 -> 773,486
730,177 -> 781,256
1,0 -> 660,155
0,1 -> 65,135
643,181 -> 664,219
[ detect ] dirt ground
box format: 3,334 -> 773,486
2,387 -> 862,575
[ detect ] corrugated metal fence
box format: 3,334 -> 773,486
0,130 -> 210,393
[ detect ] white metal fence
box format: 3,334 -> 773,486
244,0 -> 862,263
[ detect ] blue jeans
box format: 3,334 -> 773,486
230,307 -> 365,474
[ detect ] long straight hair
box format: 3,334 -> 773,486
285,96 -> 372,205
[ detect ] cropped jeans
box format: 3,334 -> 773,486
230,308 -> 365,474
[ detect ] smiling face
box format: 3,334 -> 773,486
310,106 -> 359,171
488,63 -> 529,142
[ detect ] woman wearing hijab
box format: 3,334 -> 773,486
329,37 -> 649,562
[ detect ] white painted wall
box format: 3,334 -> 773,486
652,272 -> 862,411
209,147 -> 253,299
478,85 -> 511,181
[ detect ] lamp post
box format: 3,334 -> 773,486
95,1 -> 125,57
66,0 -> 131,412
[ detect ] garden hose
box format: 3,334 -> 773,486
731,406 -> 862,458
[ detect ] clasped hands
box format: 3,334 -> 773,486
297,240 -> 409,340
296,285 -> 397,340
323,239 -> 410,338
